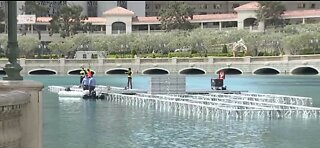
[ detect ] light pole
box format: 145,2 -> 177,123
120,44 -> 124,58
0,44 -> 4,57
37,43 -> 47,58
271,40 -> 280,56
3,1 -> 23,80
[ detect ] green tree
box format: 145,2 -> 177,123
256,1 -> 286,29
48,38 -> 75,58
17,36 -> 39,58
157,1 -> 195,32
20,1 -> 48,39
49,4 -> 90,38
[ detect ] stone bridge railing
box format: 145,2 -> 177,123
0,81 -> 44,148
0,91 -> 30,148
0,54 -> 318,66
1,54 -> 320,75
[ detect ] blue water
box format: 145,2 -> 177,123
6,75 -> 320,148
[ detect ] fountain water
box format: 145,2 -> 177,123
104,92 -> 320,120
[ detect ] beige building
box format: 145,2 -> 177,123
6,1 -> 320,17
8,1 -> 320,42
145,1 -> 320,16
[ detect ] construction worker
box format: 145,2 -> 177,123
82,74 -> 90,90
79,69 -> 86,87
125,67 -> 132,89
87,68 -> 92,78
88,73 -> 96,96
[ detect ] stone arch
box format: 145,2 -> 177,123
0,69 -> 5,75
106,68 -> 128,74
112,21 -> 126,34
28,69 -> 57,75
179,67 -> 206,75
253,67 -> 280,75
215,67 -> 243,75
290,66 -> 319,75
243,17 -> 257,27
142,68 -> 169,75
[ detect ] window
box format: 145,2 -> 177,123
155,4 -> 161,9
83,54 -> 87,59
311,3 -> 316,9
213,4 -> 221,9
88,1 -> 97,7
200,4 -> 207,9
117,1 -> 127,9
145,4 -> 149,9
298,3 -> 306,8
92,54 -> 98,59
232,4 -> 240,9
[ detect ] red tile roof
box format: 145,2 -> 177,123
84,17 -> 106,23
103,7 -> 134,16
192,13 -> 237,21
282,9 -> 320,18
234,1 -> 259,11
35,6 -> 320,24
37,17 -> 52,23
36,17 -> 106,24
132,16 -> 158,23
132,13 -> 237,23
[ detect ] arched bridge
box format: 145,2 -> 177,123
1,55 -> 320,76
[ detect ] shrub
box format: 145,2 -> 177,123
222,44 -> 228,53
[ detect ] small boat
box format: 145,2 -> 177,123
48,85 -> 106,99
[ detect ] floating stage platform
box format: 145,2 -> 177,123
48,76 -> 320,119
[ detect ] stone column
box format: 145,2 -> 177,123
19,58 -> 26,75
244,56 -> 251,63
258,21 -> 265,32
105,24 -> 111,35
282,55 -> 289,62
201,22 -> 203,29
237,20 -> 244,30
219,22 -> 222,31
59,58 -> 65,75
31,24 -> 33,34
0,80 -> 44,148
172,57 -> 177,64
126,25 -> 132,34
0,91 -> 30,148
302,18 -> 305,24
147,24 -> 150,34
135,57 -> 140,64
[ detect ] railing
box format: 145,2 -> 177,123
251,56 -> 283,62
212,57 -> 244,63
25,59 -> 60,65
176,58 -> 209,63
65,59 -> 99,65
2,55 -> 320,67
104,58 -> 135,64
288,54 -> 320,61
140,58 -> 171,64
0,90 -> 30,148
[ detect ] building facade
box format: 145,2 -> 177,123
2,1 -> 320,42
7,1 -> 320,17
144,1 -> 320,16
